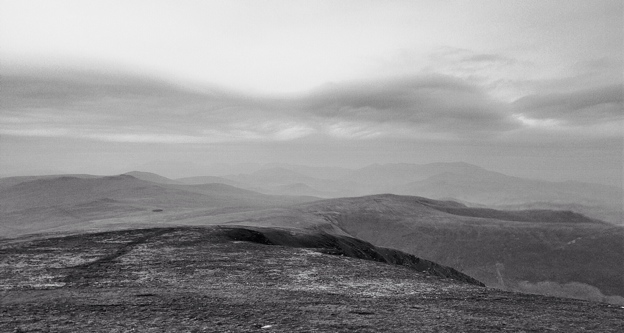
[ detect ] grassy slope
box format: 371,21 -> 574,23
296,195 -> 624,300
0,175 -> 317,237
1,226 -> 622,332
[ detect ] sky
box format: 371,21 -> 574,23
0,0 -> 622,185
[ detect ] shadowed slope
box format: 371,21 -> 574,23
296,194 -> 624,301
220,226 -> 482,285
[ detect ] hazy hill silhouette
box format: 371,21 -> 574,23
0,175 -> 247,212
342,162 -> 489,188
221,167 -> 350,196
396,170 -> 622,208
124,171 -> 183,185
193,162 -> 622,225
176,175 -> 240,186
0,174 -> 316,237
0,174 -> 99,189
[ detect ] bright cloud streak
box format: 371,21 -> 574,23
513,114 -> 562,128
326,122 -> 382,140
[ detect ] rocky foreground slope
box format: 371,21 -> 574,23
1,227 -> 622,332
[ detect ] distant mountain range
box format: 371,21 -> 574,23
1,168 -> 622,305
167,162 -> 623,225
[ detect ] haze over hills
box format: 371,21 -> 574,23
160,162 -> 623,225
0,174 -> 101,190
0,174 -> 317,237
176,175 -> 240,187
1,170 -> 622,306
124,171 -> 183,185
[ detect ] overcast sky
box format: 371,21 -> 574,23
0,0 -> 622,185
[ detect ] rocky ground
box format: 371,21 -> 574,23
1,227 -> 622,332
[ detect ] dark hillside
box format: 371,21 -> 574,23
221,226 -> 482,285
299,195 -> 624,301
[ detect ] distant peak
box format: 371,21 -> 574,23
122,171 -> 179,184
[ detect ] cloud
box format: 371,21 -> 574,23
228,121 -> 317,141
2,68 -> 620,147
429,47 -> 517,67
2,70 -> 520,144
324,122 -> 383,139
299,75 -> 517,135
462,53 -> 515,64
512,114 -> 561,129
83,133 -> 207,144
0,71 -> 288,143
572,57 -> 622,76
0,128 -> 70,137
512,84 -> 623,125
415,47 -> 534,101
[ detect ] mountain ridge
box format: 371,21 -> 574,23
1,170 -> 622,305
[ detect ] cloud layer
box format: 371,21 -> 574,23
513,84 -> 623,125
2,67 -> 622,147
299,75 -> 516,135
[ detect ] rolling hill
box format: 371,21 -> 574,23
0,174 -> 316,237
1,171 -> 622,306
220,167 -> 353,196
124,171 -> 183,185
294,195 -> 624,302
198,162 -> 623,225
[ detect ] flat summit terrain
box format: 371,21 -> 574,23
2,226 -> 622,332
